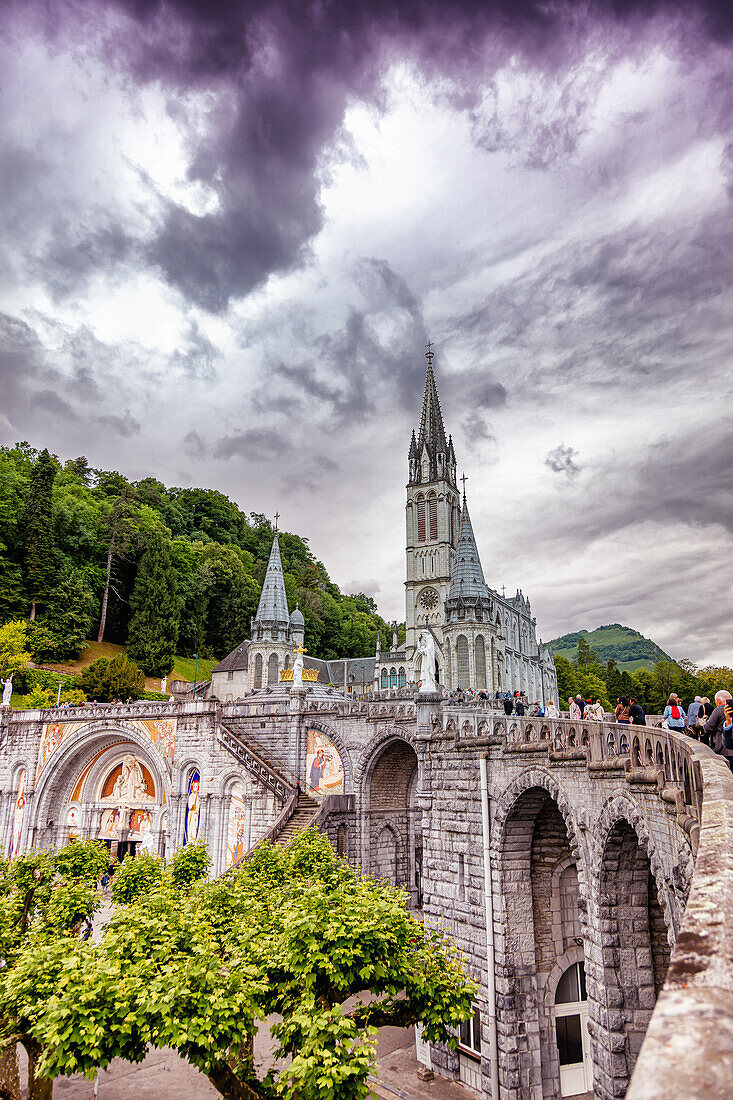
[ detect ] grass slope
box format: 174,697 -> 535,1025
548,624 -> 672,672
33,642 -> 218,689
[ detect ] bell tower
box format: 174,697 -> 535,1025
405,343 -> 459,660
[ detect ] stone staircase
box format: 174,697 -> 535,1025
274,795 -> 320,847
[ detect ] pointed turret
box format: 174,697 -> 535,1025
252,535 -> 290,641
448,491 -> 490,602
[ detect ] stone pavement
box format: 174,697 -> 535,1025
17,1025 -> 476,1098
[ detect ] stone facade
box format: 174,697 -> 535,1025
1,687 -> 713,1099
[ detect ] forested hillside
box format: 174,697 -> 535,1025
0,443 -> 392,678
549,624 -> 671,671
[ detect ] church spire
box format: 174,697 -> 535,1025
410,343 -> 455,486
253,534 -> 290,633
448,488 -> 489,601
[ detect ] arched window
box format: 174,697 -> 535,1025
456,635 -> 470,689
381,668 -> 388,689
398,666 -> 406,687
267,653 -> 279,684
428,493 -> 438,540
253,653 -> 263,689
475,636 -> 487,689
416,496 -> 426,542
389,669 -> 397,688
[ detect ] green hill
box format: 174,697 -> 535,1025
548,624 -> 672,672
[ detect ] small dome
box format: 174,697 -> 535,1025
290,603 -> 305,626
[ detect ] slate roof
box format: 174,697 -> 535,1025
254,535 -> 290,626
448,494 -> 490,601
302,655 -> 376,686
212,641 -> 249,674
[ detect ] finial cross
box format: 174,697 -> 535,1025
424,339 -> 434,363
501,585 -> 506,598
460,472 -> 468,495
274,511 -> 280,533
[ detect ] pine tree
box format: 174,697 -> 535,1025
24,449 -> 56,620
127,532 -> 180,677
43,566 -> 97,659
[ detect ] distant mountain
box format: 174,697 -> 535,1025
548,624 -> 672,672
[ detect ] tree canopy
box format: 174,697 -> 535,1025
12,832 -> 474,1100
0,443 -> 392,670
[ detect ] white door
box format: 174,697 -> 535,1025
554,962 -> 592,1096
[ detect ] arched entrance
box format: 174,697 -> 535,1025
596,819 -> 671,1096
31,725 -> 170,861
363,737 -> 421,906
495,786 -> 588,1098
553,961 -> 591,1096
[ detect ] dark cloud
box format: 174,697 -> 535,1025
95,413 -> 141,437
8,0 -> 726,311
170,321 -> 222,381
545,443 -> 581,478
183,429 -> 207,458
214,428 -> 291,461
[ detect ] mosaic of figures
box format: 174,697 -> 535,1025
36,717 -> 176,780
226,781 -> 248,868
184,769 -> 201,845
306,730 -> 344,796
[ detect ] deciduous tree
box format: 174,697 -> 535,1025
34,832 -> 474,1100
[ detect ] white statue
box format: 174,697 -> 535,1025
160,676 -> 167,694
2,675 -> 13,706
140,829 -> 158,854
111,754 -> 150,803
415,631 -> 437,693
293,643 -> 304,689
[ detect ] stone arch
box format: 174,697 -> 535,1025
31,721 -> 172,845
176,758 -> 205,797
490,770 -> 590,1100
357,728 -> 420,903
589,794 -> 683,1098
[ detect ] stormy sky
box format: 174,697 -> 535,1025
1,0 -> 732,665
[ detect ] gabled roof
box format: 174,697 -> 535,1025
254,535 -> 290,626
448,493 -> 490,601
212,641 -> 249,673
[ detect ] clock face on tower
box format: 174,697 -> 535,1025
419,587 -> 440,611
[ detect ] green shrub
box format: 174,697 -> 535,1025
78,654 -> 146,702
111,852 -> 164,904
171,842 -> 211,886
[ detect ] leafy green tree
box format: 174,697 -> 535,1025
127,532 -> 180,677
171,841 -> 211,887
96,487 -> 141,643
78,654 -> 146,702
33,832 -> 474,1100
0,840 -> 109,1100
23,450 -> 56,621
554,654 -> 577,703
0,621 -> 31,681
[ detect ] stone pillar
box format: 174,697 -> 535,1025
289,686 -> 306,784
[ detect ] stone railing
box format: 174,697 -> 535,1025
448,706 -> 733,1095
449,712 -> 706,846
6,699 -> 184,724
217,723 -> 294,804
626,737 -> 733,1099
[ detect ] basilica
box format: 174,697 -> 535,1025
209,348 -> 559,707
